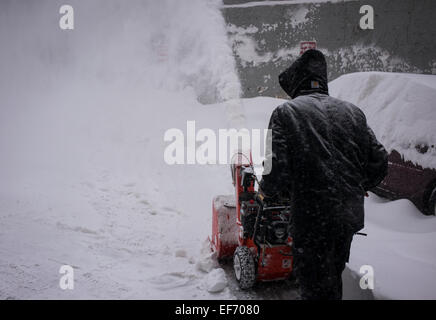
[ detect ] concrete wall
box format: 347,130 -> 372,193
221,0 -> 436,98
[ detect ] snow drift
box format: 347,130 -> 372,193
347,193 -> 436,300
329,72 -> 436,169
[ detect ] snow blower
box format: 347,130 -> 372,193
210,152 -> 293,289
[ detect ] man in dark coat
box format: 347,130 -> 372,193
259,49 -> 388,300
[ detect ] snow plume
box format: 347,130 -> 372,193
0,0 -> 241,104
141,0 -> 242,104
0,0 -> 245,180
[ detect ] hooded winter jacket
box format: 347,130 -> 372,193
260,50 -> 388,234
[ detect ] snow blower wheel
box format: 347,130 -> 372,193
233,246 -> 256,290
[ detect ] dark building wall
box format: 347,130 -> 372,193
221,0 -> 436,98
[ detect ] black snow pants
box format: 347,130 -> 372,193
292,224 -> 354,300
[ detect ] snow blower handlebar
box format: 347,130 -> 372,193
230,151 -> 289,212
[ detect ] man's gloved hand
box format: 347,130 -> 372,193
255,190 -> 275,206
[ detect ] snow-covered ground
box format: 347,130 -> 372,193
348,193 -> 436,300
1,0 -> 435,300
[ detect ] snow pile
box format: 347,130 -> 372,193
348,193 -> 436,299
196,241 -> 219,274
204,268 -> 228,293
329,72 -> 436,169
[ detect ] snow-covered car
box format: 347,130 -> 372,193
373,149 -> 436,215
330,72 -> 436,215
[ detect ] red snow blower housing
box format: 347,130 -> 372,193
211,152 -> 293,289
